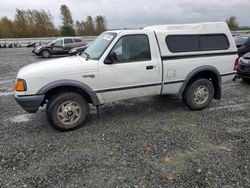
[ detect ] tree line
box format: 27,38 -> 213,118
0,5 -> 247,39
225,16 -> 250,31
0,4 -> 107,38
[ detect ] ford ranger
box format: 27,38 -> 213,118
15,22 -> 238,131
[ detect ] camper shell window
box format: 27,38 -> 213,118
166,34 -> 230,53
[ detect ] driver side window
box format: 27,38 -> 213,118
110,34 -> 151,63
54,39 -> 63,46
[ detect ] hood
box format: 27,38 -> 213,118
237,46 -> 248,56
35,44 -> 48,50
17,56 -> 97,79
243,52 -> 250,60
238,45 -> 246,51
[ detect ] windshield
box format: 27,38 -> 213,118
45,40 -> 52,45
47,39 -> 57,45
83,32 -> 117,60
47,39 -> 63,45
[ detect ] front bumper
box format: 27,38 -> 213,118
236,72 -> 250,79
34,49 -> 42,56
15,95 -> 45,113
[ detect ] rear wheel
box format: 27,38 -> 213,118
42,50 -> 50,58
183,79 -> 214,110
46,92 -> 89,131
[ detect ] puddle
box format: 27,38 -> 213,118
10,114 -> 33,123
225,82 -> 241,87
0,79 -> 15,85
0,91 -> 14,96
208,103 -> 247,111
226,128 -> 242,133
226,127 -> 250,133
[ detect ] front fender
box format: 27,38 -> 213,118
37,79 -> 101,106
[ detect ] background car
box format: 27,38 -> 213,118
32,41 -> 50,53
236,52 -> 250,82
234,35 -> 249,48
34,38 -> 86,58
27,42 -> 37,48
237,37 -> 250,57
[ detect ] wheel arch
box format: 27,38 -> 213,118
42,48 -> 51,53
37,80 -> 101,106
179,66 -> 222,100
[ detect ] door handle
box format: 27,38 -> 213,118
146,65 -> 154,70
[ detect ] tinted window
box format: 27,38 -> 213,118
166,34 -> 229,53
74,39 -> 82,43
110,35 -> 151,63
200,34 -> 229,50
64,39 -> 74,44
166,35 -> 199,52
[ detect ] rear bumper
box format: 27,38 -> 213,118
15,95 -> 45,113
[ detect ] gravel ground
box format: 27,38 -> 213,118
0,48 -> 249,188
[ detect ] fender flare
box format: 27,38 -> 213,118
179,65 -> 221,94
37,79 -> 101,106
42,48 -> 52,53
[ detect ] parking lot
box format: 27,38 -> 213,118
0,48 -> 249,187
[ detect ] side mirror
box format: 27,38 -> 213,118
104,52 -> 117,64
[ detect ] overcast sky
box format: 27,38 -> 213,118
1,0 -> 250,29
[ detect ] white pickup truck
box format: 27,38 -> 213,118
15,22 -> 238,131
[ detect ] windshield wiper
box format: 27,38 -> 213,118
83,52 -> 90,60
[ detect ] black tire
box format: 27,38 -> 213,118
182,79 -> 214,110
242,78 -> 250,83
46,92 -> 89,131
42,50 -> 50,58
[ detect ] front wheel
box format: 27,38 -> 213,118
183,79 -> 214,110
46,92 -> 89,131
42,50 -> 50,58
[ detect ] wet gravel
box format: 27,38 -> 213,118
0,48 -> 249,188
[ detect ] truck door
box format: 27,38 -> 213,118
98,33 -> 162,102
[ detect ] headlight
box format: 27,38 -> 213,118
15,79 -> 27,92
36,46 -> 42,51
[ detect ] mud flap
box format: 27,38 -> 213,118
232,75 -> 237,81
